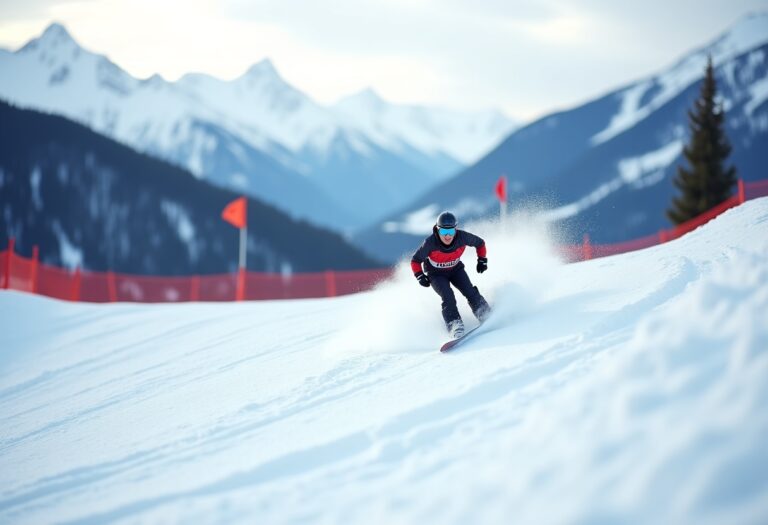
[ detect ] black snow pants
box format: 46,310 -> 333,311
429,266 -> 490,328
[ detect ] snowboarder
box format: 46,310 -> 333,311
411,211 -> 491,339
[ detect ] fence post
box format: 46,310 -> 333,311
107,271 -> 118,302
3,237 -> 13,289
738,178 -> 745,204
236,268 -> 246,301
31,245 -> 39,294
325,270 -> 337,297
72,267 -> 81,302
582,234 -> 593,261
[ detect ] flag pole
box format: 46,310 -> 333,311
222,196 -> 248,301
236,225 -> 247,301
500,199 -> 508,226
239,225 -> 247,271
496,174 -> 508,233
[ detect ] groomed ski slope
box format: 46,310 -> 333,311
1,199 -> 768,525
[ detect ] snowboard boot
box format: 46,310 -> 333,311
474,304 -> 491,323
448,319 -> 465,339
467,286 -> 491,324
469,287 -> 491,323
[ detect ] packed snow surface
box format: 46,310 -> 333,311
2,199 -> 768,524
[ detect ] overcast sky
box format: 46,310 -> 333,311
1,0 -> 766,121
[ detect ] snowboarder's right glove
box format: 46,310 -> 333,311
415,271 -> 431,287
476,257 -> 488,274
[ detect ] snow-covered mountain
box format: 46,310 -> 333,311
0,23 -> 516,231
2,197 -> 767,523
332,87 -> 514,165
357,12 -> 768,262
0,100 -> 380,274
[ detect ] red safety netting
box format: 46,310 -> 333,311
592,233 -> 661,259
36,263 -> 78,301
242,269 -> 390,300
745,180 -> 768,200
3,179 -> 767,302
668,195 -> 741,240
0,250 -> 394,303
6,251 -> 35,293
549,179 -> 767,263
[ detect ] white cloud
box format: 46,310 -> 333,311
1,0 -> 766,121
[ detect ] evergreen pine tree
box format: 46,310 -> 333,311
667,56 -> 737,225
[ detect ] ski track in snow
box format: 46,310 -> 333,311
1,200 -> 768,524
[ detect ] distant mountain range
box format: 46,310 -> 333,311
0,24 -> 516,232
0,100 -> 380,275
355,12 -> 768,262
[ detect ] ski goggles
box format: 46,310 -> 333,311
438,227 -> 456,236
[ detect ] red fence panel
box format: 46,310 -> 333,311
592,233 -> 660,258
8,252 -> 34,292
335,269 -> 393,296
37,263 -> 79,301
668,195 -> 740,240
746,180 -> 768,199
113,274 -> 194,302
78,270 -> 114,303
198,273 -> 238,302
279,273 -> 330,299
242,272 -> 284,300
540,179 -> 763,264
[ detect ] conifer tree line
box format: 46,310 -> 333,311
668,56 -> 737,225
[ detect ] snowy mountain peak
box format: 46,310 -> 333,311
591,10 -> 768,145
0,21 -> 518,228
677,11 -> 768,75
141,73 -> 167,87
233,58 -> 305,103
178,59 -> 284,88
359,87 -> 386,106
39,22 -> 77,46
338,87 -> 386,108
20,22 -> 80,54
245,58 -> 278,75
714,11 -> 768,56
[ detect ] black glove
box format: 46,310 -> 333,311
476,257 -> 488,274
415,272 -> 431,287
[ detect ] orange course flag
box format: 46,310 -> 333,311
495,175 -> 507,202
222,196 -> 247,229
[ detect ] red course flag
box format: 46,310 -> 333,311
222,196 -> 247,229
494,175 -> 508,203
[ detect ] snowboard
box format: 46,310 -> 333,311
440,324 -> 484,353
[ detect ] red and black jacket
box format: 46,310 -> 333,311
411,227 -> 487,276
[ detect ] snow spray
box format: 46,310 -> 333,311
324,212 -> 565,356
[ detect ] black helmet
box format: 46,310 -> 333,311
436,211 -> 458,229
